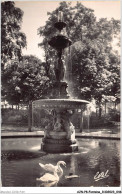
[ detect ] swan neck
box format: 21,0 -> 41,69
57,163 -> 62,171
54,171 -> 59,178
57,163 -> 63,177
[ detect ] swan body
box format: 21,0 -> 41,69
36,172 -> 59,183
39,161 -> 66,175
39,163 -> 56,173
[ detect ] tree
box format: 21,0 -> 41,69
2,55 -> 52,132
1,1 -> 27,70
2,55 -> 51,105
38,1 -> 120,117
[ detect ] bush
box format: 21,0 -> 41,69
33,109 -> 52,128
89,115 -> 106,128
107,108 -> 120,122
89,108 -> 120,129
1,108 -> 28,125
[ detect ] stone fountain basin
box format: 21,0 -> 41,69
49,131 -> 67,139
33,99 -> 89,109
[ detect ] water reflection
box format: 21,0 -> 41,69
88,154 -> 99,168
1,138 -> 120,187
69,155 -> 76,175
36,172 -> 59,187
1,150 -> 46,161
36,179 -> 58,187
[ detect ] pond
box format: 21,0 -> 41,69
1,138 -> 120,187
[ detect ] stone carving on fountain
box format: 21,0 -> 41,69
34,11 -> 89,153
44,109 -> 76,139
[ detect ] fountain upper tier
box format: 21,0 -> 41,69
48,21 -> 72,50
48,35 -> 72,50
33,99 -> 89,110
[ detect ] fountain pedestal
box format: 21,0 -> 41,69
41,107 -> 78,153
33,99 -> 88,153
41,132 -> 78,153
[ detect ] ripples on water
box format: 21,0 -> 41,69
1,138 -> 120,187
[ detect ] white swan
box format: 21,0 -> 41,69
39,161 -> 66,175
37,161 -> 66,186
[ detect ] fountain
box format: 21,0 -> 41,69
33,11 -> 89,153
1,11 -> 120,188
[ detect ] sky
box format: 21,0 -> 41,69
15,1 -> 121,61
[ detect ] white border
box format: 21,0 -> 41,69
1,0 -> 122,193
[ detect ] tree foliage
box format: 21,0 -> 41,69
2,55 -> 51,105
1,1 -> 27,70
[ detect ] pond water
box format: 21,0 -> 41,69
1,138 -> 120,187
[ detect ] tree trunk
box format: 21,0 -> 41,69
99,106 -> 102,118
28,101 -> 32,132
87,114 -> 90,131
115,101 -> 117,109
80,110 -> 83,133
105,101 -> 106,114
99,98 -> 102,118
